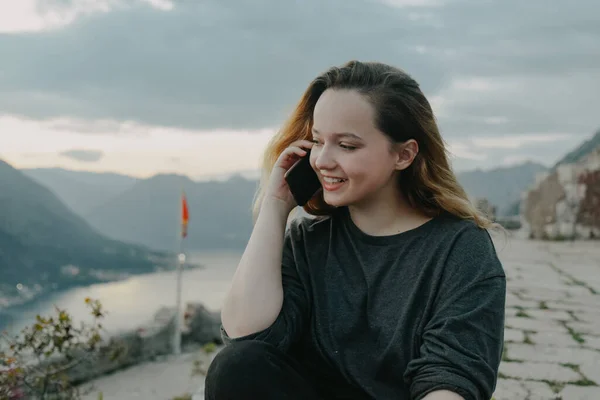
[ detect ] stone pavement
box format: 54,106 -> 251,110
194,234 -> 600,400
490,233 -> 600,400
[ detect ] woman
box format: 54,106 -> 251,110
205,61 -> 506,400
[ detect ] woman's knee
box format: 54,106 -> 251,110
205,340 -> 278,391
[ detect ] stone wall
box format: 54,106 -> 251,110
474,197 -> 497,221
522,146 -> 600,239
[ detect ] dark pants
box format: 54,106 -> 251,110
204,340 -> 328,399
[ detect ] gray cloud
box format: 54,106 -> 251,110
60,149 -> 105,162
0,0 -> 599,167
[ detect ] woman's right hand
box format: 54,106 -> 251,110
263,139 -> 314,214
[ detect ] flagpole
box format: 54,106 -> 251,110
173,190 -> 188,355
173,236 -> 184,355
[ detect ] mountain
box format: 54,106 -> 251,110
456,161 -> 548,216
0,160 -> 170,306
83,173 -> 258,251
22,168 -> 138,215
552,129 -> 600,168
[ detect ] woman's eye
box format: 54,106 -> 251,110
311,139 -> 321,145
340,143 -> 357,150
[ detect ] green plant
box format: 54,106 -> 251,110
202,342 -> 217,354
172,394 -> 192,400
0,297 -> 106,399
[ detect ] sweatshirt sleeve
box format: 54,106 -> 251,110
405,225 -> 506,400
220,220 -> 311,352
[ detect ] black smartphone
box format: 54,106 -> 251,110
284,149 -> 322,206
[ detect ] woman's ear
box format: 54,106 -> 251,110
394,139 -> 419,171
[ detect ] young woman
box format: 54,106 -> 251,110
205,61 -> 506,400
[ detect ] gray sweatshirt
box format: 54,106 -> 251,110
222,206 -> 506,400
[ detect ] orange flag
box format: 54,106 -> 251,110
181,192 -> 189,238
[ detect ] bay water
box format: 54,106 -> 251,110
0,250 -> 242,336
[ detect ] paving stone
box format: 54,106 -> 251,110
579,363 -> 600,386
505,308 -> 519,318
510,279 -> 571,292
519,287 -> 590,302
526,309 -> 573,321
529,331 -> 583,347
568,265 -> 600,283
587,282 -> 600,294
508,344 -> 600,365
504,328 -> 525,342
560,294 -> 600,306
499,361 -> 580,382
491,378 -> 528,400
511,281 -> 569,292
567,321 -> 600,336
574,311 -> 600,324
547,302 -> 600,315
559,385 -> 600,400
581,335 -> 600,350
504,316 -> 567,333
521,380 -> 558,400
505,296 -> 544,309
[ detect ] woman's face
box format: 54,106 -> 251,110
309,88 -> 404,208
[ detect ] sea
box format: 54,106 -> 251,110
0,250 -> 242,336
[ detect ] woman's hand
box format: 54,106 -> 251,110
263,139 -> 314,213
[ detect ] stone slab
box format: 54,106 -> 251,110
499,361 -> 580,382
522,380 -> 557,400
504,328 -> 525,342
491,378 -> 528,400
508,344 -> 600,365
580,363 -> 600,386
559,385 -> 600,400
529,331 -> 583,347
504,317 -> 567,333
581,335 -> 600,350
568,321 -> 600,336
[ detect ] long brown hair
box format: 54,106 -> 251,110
254,60 -> 495,229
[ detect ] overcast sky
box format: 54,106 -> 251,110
1,0 -> 599,179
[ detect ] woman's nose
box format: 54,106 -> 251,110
313,147 -> 336,171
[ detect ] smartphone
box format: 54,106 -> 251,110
284,149 -> 322,206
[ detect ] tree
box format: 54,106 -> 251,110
0,298 -> 106,399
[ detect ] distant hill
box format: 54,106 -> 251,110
83,173 -> 258,251
22,168 -> 138,215
456,162 -> 548,216
552,129 -> 600,168
0,160 -> 170,306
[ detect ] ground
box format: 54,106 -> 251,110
490,233 -> 600,400
80,233 -> 600,400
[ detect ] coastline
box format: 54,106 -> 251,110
0,263 -> 206,333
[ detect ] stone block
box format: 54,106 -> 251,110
529,331 -> 583,347
508,344 -> 600,365
580,363 -> 600,386
521,380 -> 557,400
499,361 -> 580,382
559,385 -> 600,400
491,378 -> 528,400
568,321 -> 600,336
504,328 -> 525,342
504,317 -> 567,333
581,335 -> 600,350
526,309 -> 573,321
